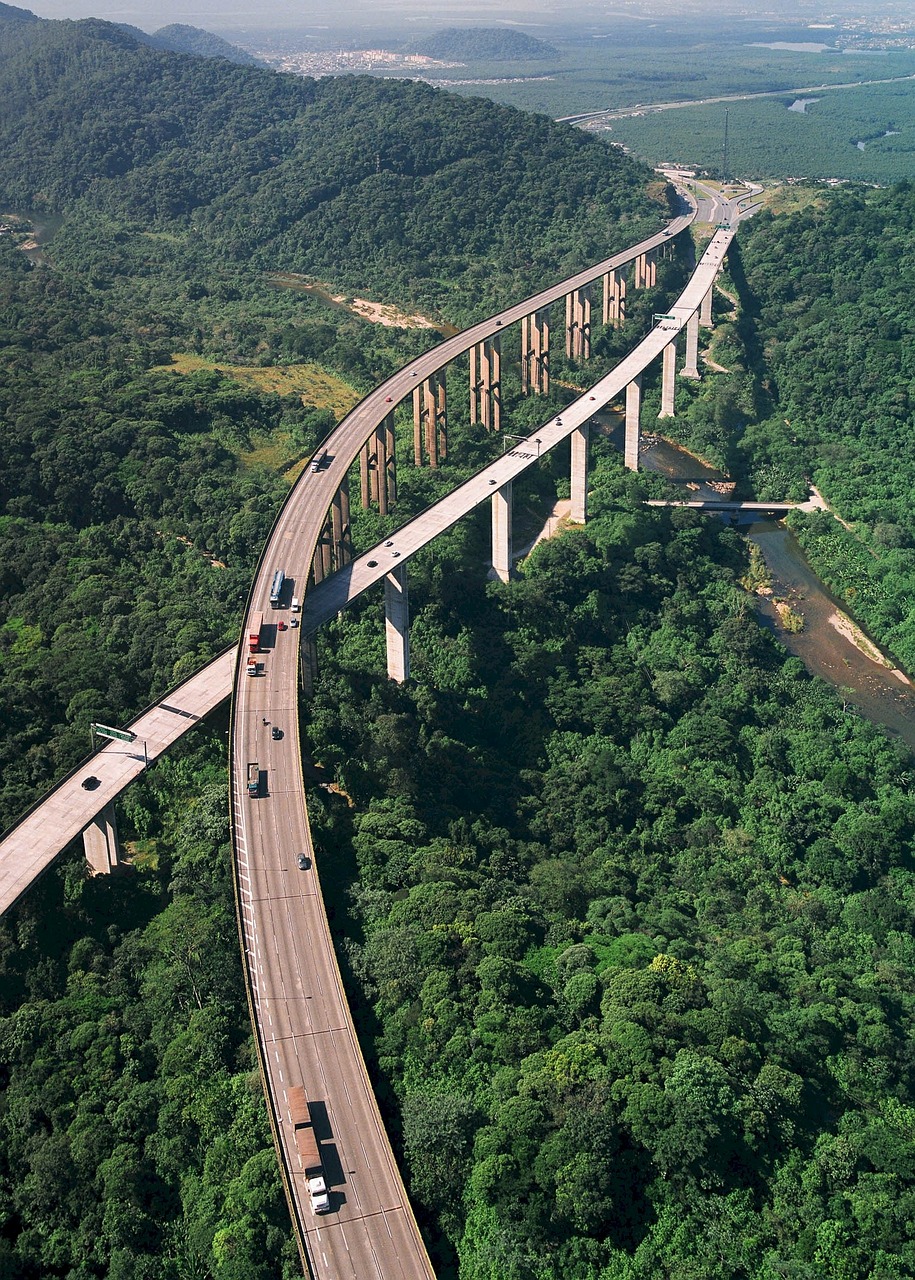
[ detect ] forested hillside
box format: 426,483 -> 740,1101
717,183 -> 915,671
0,7 -> 664,322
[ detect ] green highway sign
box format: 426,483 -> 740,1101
91,723 -> 136,743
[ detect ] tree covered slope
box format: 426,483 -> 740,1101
0,11 -> 666,320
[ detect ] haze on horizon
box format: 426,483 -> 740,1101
15,0 -> 900,34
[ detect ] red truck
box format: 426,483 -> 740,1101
248,611 -> 263,654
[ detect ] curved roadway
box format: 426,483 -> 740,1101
230,207 -> 703,1279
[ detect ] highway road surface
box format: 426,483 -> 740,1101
0,650 -> 235,918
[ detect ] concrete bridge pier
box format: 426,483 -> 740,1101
646,250 -> 657,288
570,422 -> 590,524
360,437 -> 376,509
331,480 -> 352,568
700,286 -> 713,328
634,253 -> 646,290
413,373 -> 447,466
603,269 -> 626,329
625,375 -> 642,471
491,481 -> 513,583
681,311 -> 700,380
565,287 -> 591,361
521,308 -> 550,394
83,801 -> 121,875
384,562 -> 410,683
658,339 -> 677,419
470,337 -> 502,432
311,513 -> 334,584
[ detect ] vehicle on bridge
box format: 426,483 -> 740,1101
269,569 -> 285,607
289,1086 -> 331,1213
310,449 -> 328,474
248,611 -> 263,653
247,762 -> 260,797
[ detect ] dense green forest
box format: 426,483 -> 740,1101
407,28 -> 556,62
4,8 -> 915,1279
0,6 -> 665,323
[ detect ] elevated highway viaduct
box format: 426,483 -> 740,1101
2,188 -> 751,1280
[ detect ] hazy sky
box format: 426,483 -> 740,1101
16,0 -> 894,34
20,0 -> 591,32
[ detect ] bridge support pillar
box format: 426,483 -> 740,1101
311,512 -> 333,584
570,422 -> 589,524
565,287 -> 591,361
331,480 -> 352,568
83,801 -> 121,875
606,269 -> 626,328
700,285 -> 713,328
384,562 -> 410,684
645,249 -> 657,288
658,339 -> 677,419
634,253 -> 647,289
625,375 -> 642,471
491,481 -> 513,583
413,373 -> 447,466
521,308 -> 550,394
681,311 -> 700,379
375,422 -> 389,516
470,337 -> 501,432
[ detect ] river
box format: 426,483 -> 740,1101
631,427 -> 915,755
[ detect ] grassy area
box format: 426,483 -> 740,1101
157,353 -> 361,417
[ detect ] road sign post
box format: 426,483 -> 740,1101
91,723 -> 136,744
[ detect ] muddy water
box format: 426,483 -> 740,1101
635,432 -> 915,754
749,524 -> 915,752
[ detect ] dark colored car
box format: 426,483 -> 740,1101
297,854 -> 310,870
81,776 -> 101,790
272,726 -> 282,740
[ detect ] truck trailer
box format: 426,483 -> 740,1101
287,1086 -> 331,1213
247,762 -> 260,798
248,611 -> 263,653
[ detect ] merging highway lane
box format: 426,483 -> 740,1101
230,208 -> 701,1280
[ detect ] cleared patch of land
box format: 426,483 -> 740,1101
156,353 -> 361,416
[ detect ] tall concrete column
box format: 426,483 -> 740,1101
625,375 -> 642,471
681,310 -> 700,379
578,288 -> 591,360
521,309 -> 550,394
471,338 -> 501,432
658,339 -> 677,419
602,268 -> 616,326
570,422 -> 590,524
700,286 -> 713,327
414,375 -> 446,467
564,288 -> 591,361
384,562 -> 410,684
413,384 -> 424,464
320,514 -> 333,579
491,481 -> 513,583
384,412 -> 397,505
83,801 -> 121,875
634,253 -> 647,289
332,479 -> 352,568
375,423 -> 389,516
645,250 -> 657,288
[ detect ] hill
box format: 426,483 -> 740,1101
409,25 -> 557,62
0,15 -> 661,321
149,23 -> 261,65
